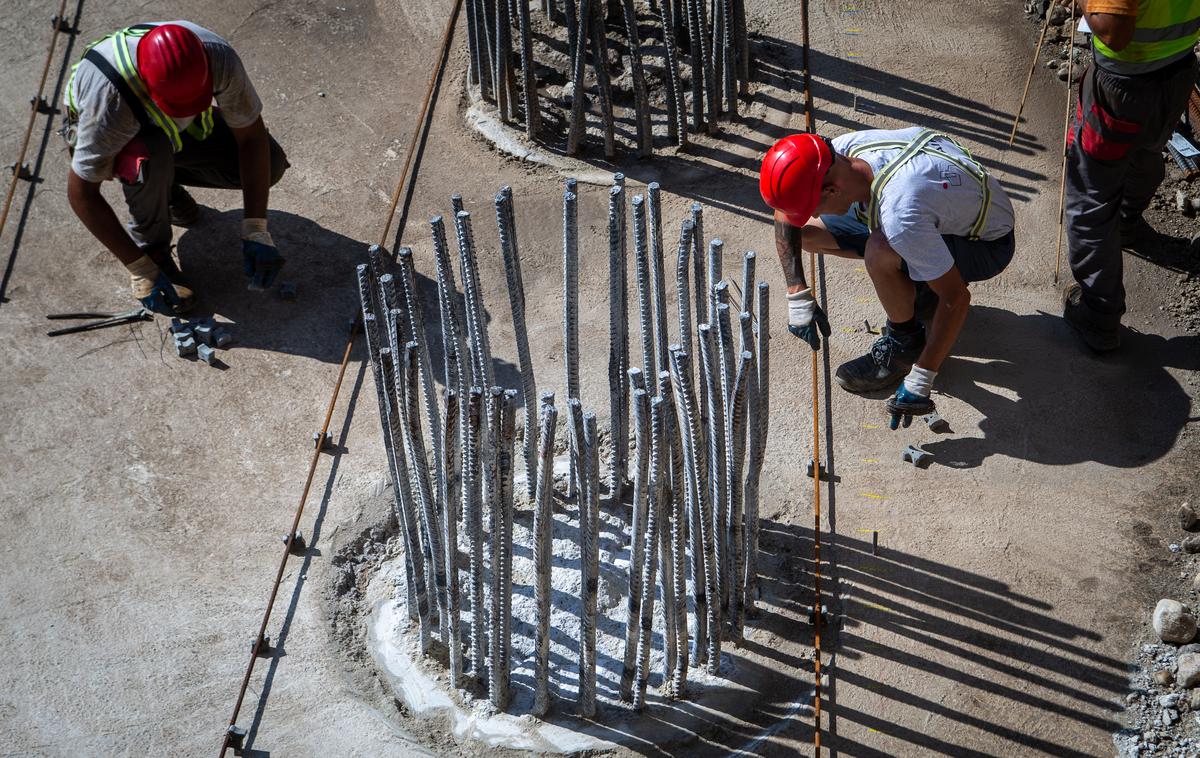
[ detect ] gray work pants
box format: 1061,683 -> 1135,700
123,111 -> 289,251
1064,55 -> 1198,328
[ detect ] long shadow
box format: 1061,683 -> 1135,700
921,305 -> 1198,469
242,359 -> 366,756
0,0 -> 85,306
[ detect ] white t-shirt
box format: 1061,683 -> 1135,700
832,127 -> 1015,282
65,21 -> 263,183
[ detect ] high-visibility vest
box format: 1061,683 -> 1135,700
67,24 -> 214,152
846,129 -> 993,241
1093,0 -> 1200,75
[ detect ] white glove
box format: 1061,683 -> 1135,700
241,217 -> 275,247
787,288 -> 816,328
901,365 -> 937,399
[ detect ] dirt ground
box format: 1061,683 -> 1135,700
1,1 -> 1197,757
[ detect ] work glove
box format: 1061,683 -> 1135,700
126,254 -> 193,315
787,288 -> 831,351
887,365 -> 937,430
241,218 -> 285,291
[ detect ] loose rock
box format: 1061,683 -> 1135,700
1182,502 -> 1199,532
1183,536 -> 1200,554
1179,653 -> 1200,687
1154,599 -> 1198,644
1049,3 -> 1070,24
1156,668 -> 1177,686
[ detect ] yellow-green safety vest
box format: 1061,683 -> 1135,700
67,24 -> 213,152
846,129 -> 993,241
1093,0 -> 1200,75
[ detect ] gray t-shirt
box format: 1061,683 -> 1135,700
65,21 -> 262,183
832,127 -> 1015,282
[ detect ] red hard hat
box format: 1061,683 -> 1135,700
136,24 -> 213,118
759,134 -> 834,226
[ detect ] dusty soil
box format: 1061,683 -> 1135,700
1,1 -> 1197,757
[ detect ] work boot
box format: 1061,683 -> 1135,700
914,282 -> 939,321
834,325 -> 926,394
169,184 -> 199,227
1062,283 -> 1119,352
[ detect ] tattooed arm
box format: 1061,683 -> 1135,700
774,210 -> 808,295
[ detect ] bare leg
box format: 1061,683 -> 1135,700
863,230 -> 915,323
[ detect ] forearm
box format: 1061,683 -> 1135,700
67,173 -> 142,265
236,118 -> 271,219
917,291 -> 970,372
773,212 -> 808,294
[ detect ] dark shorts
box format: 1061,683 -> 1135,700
819,212 -> 1015,284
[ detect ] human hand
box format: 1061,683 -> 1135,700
127,254 -> 194,315
886,366 -> 937,429
787,288 -> 831,351
241,238 -> 285,290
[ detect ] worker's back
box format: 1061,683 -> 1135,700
1091,0 -> 1200,74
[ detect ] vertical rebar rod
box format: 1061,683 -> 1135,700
567,400 -> 595,715
733,0 -> 749,97
667,347 -> 701,692
702,0 -> 718,127
647,183 -> 670,376
590,0 -> 617,159
531,394 -> 558,716
685,0 -> 706,132
620,385 -> 651,701
675,220 -> 696,356
714,298 -> 735,622
483,387 -> 503,704
565,0 -> 579,66
566,0 -> 592,155
401,340 -> 449,642
432,217 -> 471,402
488,388 -> 516,709
607,183 -> 630,496
466,0 -> 481,85
656,371 -> 682,689
707,238 -> 723,330
720,0 -> 736,117
581,411 -> 601,716
739,251 -> 756,333
696,323 -> 722,668
464,387 -> 486,681
659,1 -> 689,148
745,282 -> 768,611
619,0 -> 654,156
517,0 -> 540,139
632,397 -> 664,710
563,189 -> 582,499
495,189 -> 538,500
631,195 -> 656,388
454,211 -> 495,391
725,350 -> 750,641
443,388 -> 463,686
495,0 -> 513,121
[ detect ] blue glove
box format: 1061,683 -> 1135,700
242,239 -> 285,291
128,255 -> 194,315
787,289 -> 832,351
887,384 -> 936,430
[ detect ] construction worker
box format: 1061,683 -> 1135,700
760,128 -> 1016,428
1058,0 -> 1200,351
62,21 -> 288,315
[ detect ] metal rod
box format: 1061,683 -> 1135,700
745,282 -> 768,611
1053,0 -> 1077,286
517,0 -> 540,138
696,322 -> 722,668
566,0 -> 592,155
733,0 -> 749,98
656,371 -> 683,688
465,387 -> 486,683
632,195 -> 657,388
531,394 -> 558,716
725,349 -> 751,641
647,183 -> 670,378
620,0 -> 654,156
675,220 -> 696,357
1008,8 -> 1054,148
454,210 -> 496,391
685,0 -> 707,132
632,397 -> 665,710
590,0 -> 617,158
495,189 -> 539,500
620,386 -> 651,700
608,182 -> 630,496
563,188 -> 582,499
658,0 -> 687,147
443,388 -> 464,687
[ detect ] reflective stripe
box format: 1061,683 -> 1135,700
66,25 -> 213,152
1131,14 -> 1200,43
847,129 -> 993,241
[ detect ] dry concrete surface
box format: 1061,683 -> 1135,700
1,0 -> 1197,756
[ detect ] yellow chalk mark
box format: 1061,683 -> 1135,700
859,492 -> 885,500
862,601 -> 892,612
868,727 -> 881,733
854,266 -> 867,273
847,52 -> 861,58
861,457 -> 878,463
861,423 -> 880,429
854,296 -> 874,303
841,327 -> 857,333
856,528 -> 878,533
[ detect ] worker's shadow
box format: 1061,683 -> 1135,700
922,305 -> 1199,469
174,209 -> 522,394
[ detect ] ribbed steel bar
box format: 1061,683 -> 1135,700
620,385 -> 651,701
454,211 -> 496,391
647,184 -> 670,375
733,0 -> 749,97
619,0 -> 653,156
674,220 -> 696,358
442,388 -> 464,686
464,387 -> 486,682
632,397 -> 664,710
659,1 -> 689,147
740,251 -> 756,337
667,347 -> 700,693
696,322 -> 722,668
589,0 -> 616,158
631,195 -> 656,388
531,394 -> 558,716
495,189 -> 538,500
656,371 -> 682,689
517,0 -> 540,138
563,188 -> 582,499
431,216 -> 471,401
712,298 -> 733,624
607,181 -> 630,495
746,282 -> 769,611
725,349 -> 750,641
685,0 -> 707,132
566,0 -> 591,155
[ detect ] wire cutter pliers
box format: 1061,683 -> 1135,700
46,307 -> 153,337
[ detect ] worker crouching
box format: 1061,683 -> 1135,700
759,128 -> 1017,428
61,21 -> 289,314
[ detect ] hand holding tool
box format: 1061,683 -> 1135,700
787,288 -> 830,351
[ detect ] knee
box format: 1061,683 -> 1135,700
864,231 -> 901,274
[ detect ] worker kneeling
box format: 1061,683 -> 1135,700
62,21 -> 289,314
760,127 -> 1016,428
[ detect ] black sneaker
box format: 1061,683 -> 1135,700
835,326 -> 926,394
1062,284 -> 1119,352
169,184 -> 199,226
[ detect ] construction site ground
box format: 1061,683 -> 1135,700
2,1 -> 1198,756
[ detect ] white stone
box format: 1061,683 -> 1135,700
1153,600 -> 1198,644
1177,653 -> 1200,687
